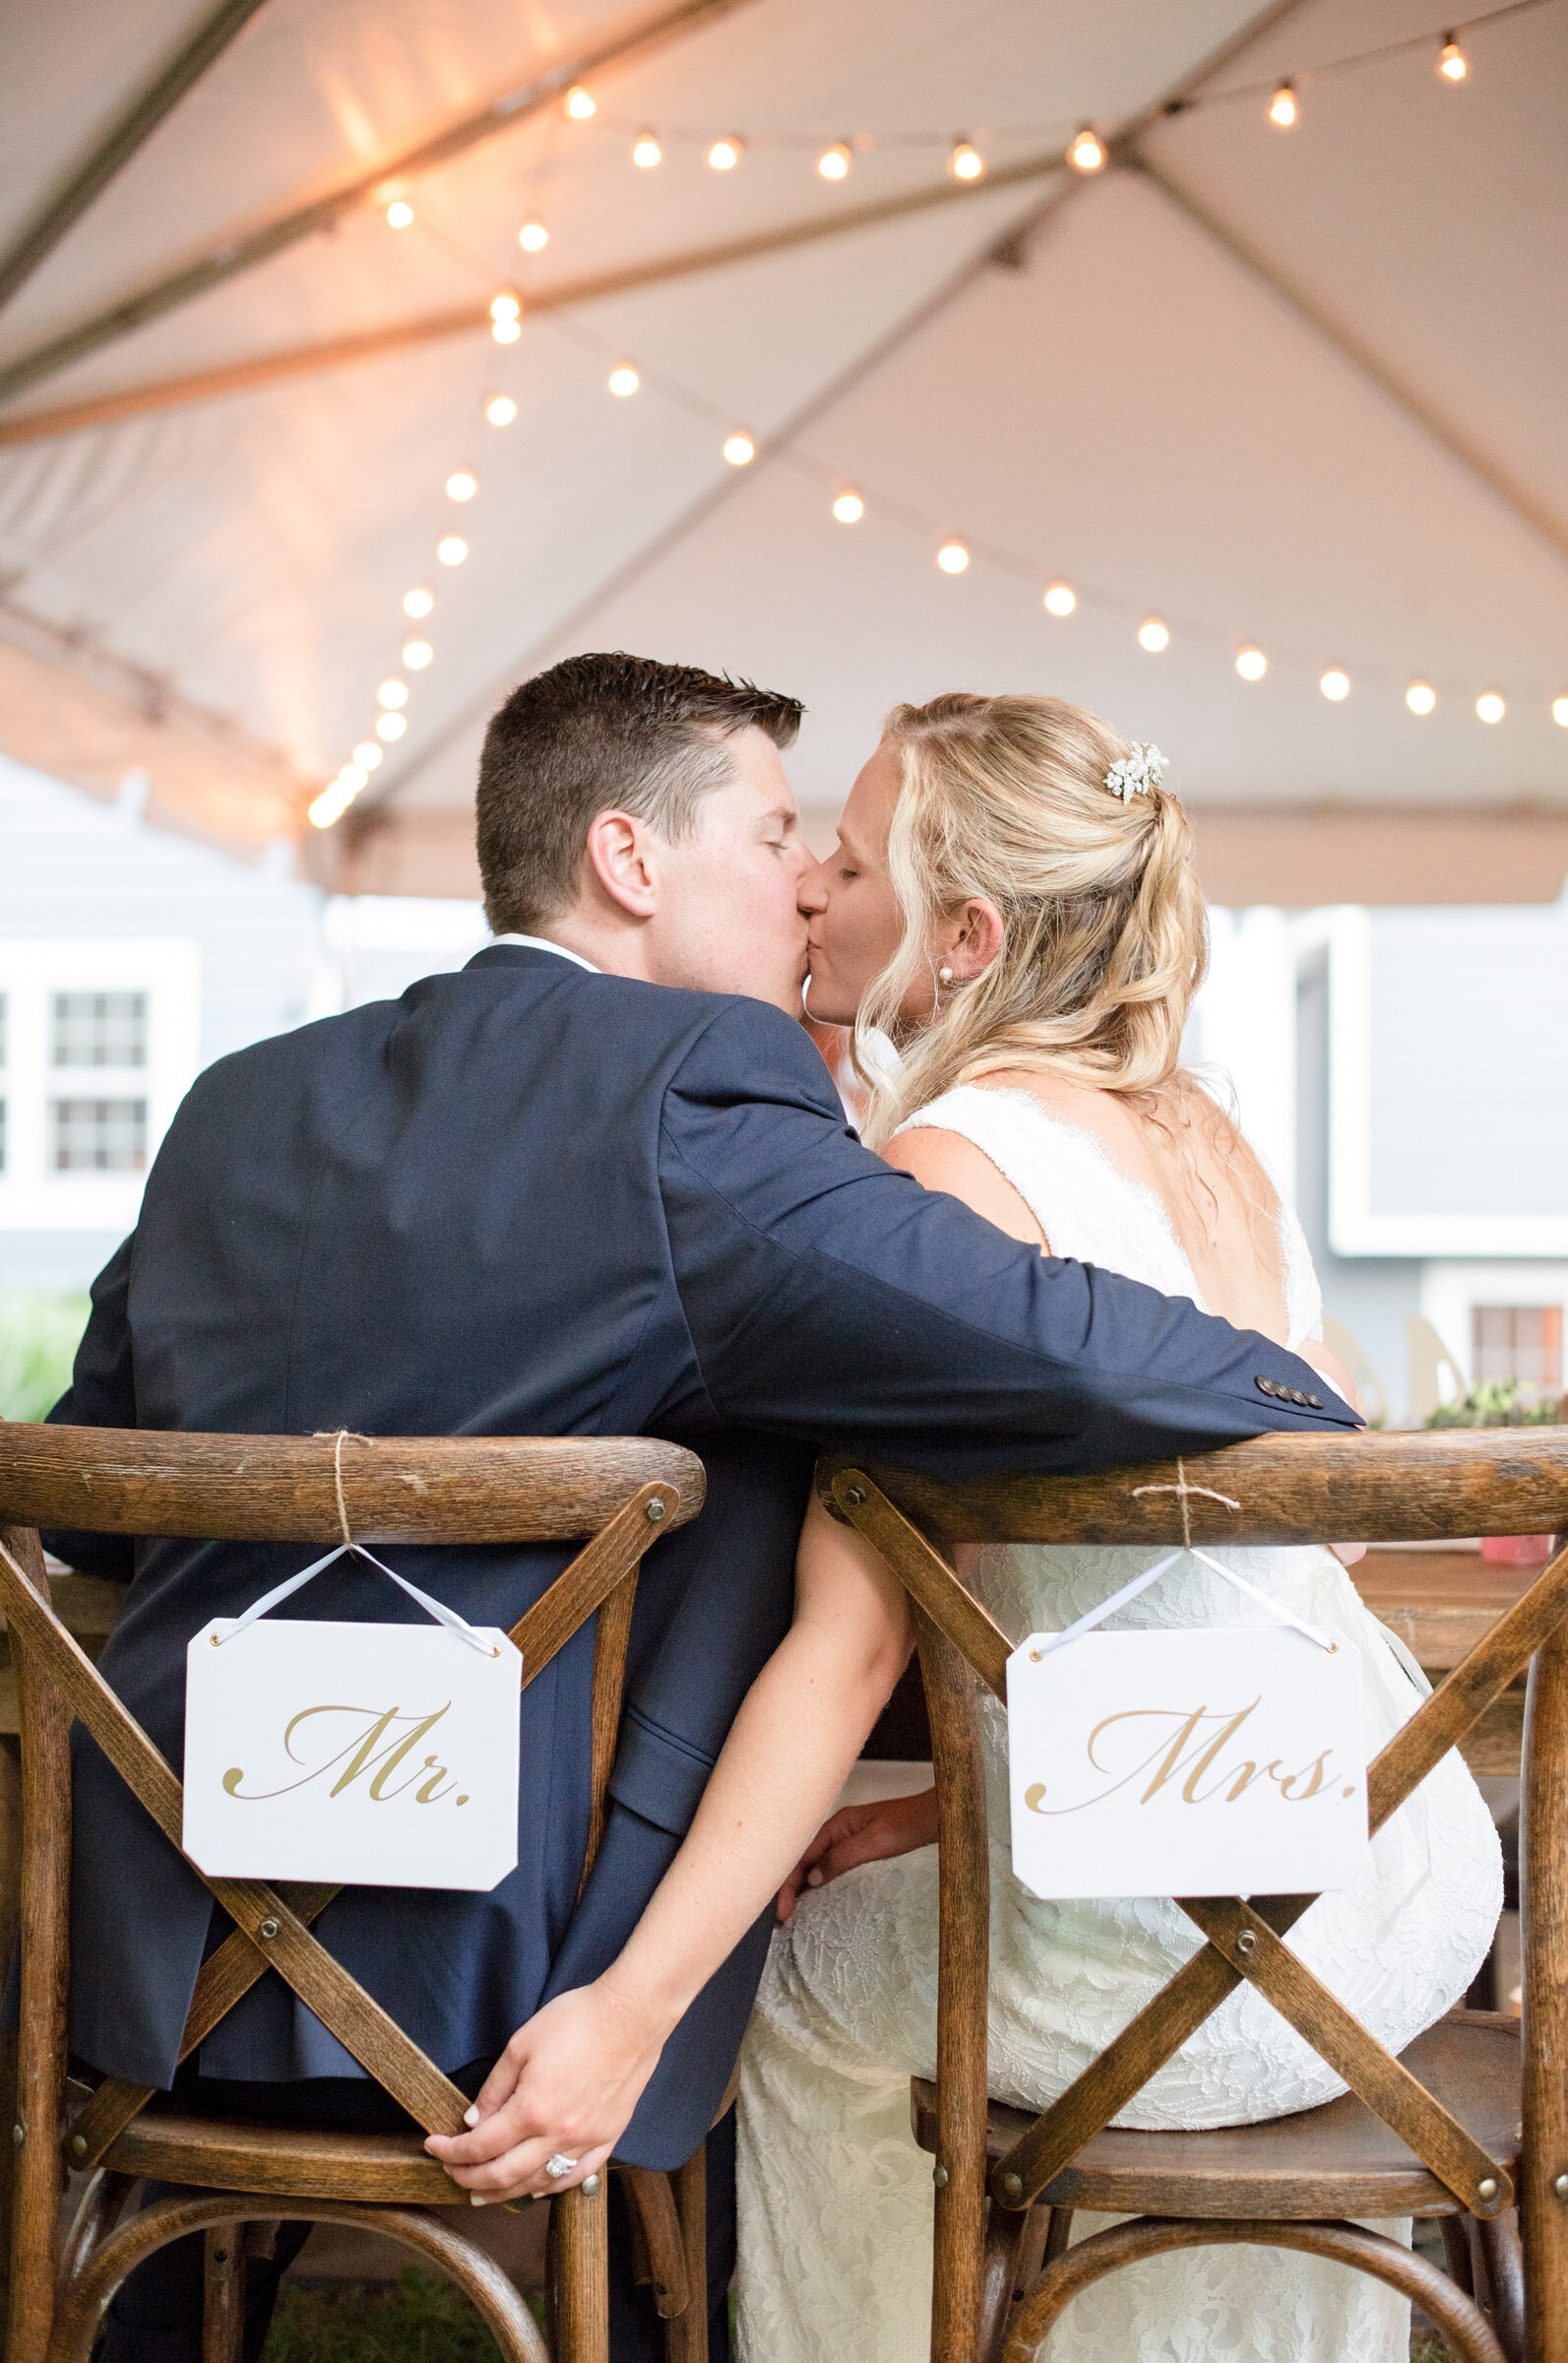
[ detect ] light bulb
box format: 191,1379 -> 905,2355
353,741 -> 383,770
565,86 -> 596,119
386,200 -> 413,228
1475,691 -> 1505,724
1138,616 -> 1169,653
492,317 -> 521,344
1268,83 -> 1298,129
817,142 -> 852,181
403,587 -> 434,618
1407,680 -> 1436,716
937,542 -> 970,574
1043,582 -> 1076,616
1438,35 -> 1468,80
1068,126 -> 1105,173
308,785 -> 351,829
1319,668 -> 1350,701
376,711 -> 408,741
708,137 -> 741,170
490,291 -> 521,321
437,535 -> 468,565
338,764 -> 366,792
1554,696 -> 1568,727
403,639 -> 433,670
485,395 -> 517,426
949,140 -> 984,181
518,221 -> 548,252
607,364 -> 640,398
832,489 -> 864,524
722,431 -> 756,466
632,133 -> 662,168
446,470 -> 477,502
378,678 -> 408,710
1235,646 -> 1268,681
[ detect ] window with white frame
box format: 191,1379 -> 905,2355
0,942 -> 199,1232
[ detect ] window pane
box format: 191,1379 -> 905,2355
0,992 -> 7,1067
49,1098 -> 148,1173
1473,1307 -> 1563,1389
51,992 -> 148,1068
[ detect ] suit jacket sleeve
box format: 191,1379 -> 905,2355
40,1233 -> 138,1579
657,997 -> 1359,1478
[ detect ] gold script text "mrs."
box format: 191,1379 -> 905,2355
222,1702 -> 471,1807
1024,1698 -> 1351,1818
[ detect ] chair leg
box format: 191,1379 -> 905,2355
668,2147 -> 709,2363
1001,2217 -> 1507,2363
1440,2214 -> 1474,2294
977,2203 -> 1037,2363
201,2226 -> 245,2363
47,2193 -> 549,2363
1475,2210 -> 1525,2363
551,2180 -> 609,2363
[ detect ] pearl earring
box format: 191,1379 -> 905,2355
937,966 -> 954,985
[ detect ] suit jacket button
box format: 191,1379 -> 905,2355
1291,1389 -> 1308,1405
1307,1392 -> 1323,1408
1255,1375 -> 1275,1396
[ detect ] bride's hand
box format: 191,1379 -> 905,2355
424,1971 -> 665,2204
776,1788 -> 939,1922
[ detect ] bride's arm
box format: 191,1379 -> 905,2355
425,1493 -> 911,2203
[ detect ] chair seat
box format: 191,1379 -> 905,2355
910,2013 -> 1522,2220
101,2109 -> 464,2205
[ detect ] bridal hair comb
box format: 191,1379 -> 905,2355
1104,742 -> 1167,802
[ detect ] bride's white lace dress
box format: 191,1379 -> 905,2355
736,1085 -> 1502,2363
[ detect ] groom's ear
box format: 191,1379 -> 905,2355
583,809 -> 659,919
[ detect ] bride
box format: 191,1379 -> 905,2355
736,692 -> 1502,2362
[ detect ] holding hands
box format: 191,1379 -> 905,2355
777,1787 -> 938,1923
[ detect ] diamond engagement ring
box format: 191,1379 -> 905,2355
544,2153 -> 579,2180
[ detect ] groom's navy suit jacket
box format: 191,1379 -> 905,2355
45,943 -> 1356,2167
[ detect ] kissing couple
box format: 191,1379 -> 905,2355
50,654 -> 1498,2362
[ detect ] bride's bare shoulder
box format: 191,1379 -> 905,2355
882,1122 -> 1047,1250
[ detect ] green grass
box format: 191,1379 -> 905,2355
263,2269 -> 546,2360
0,1291 -> 88,1421
1410,2338 -> 1448,2361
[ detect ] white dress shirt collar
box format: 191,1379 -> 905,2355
488,933 -> 600,976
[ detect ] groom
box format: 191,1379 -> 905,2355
48,652 -> 1355,2361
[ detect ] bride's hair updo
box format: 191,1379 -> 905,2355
856,691 -> 1209,1148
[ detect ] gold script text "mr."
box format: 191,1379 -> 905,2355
222,1702 -> 470,1807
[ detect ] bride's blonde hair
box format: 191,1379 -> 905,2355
855,692 -> 1210,1151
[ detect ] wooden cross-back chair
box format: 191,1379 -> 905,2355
0,1422 -> 711,2363
819,1425 -> 1568,2363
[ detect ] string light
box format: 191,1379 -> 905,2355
1268,82 -> 1299,128
1476,691 -> 1505,723
1555,697 -> 1568,728
378,679 -> 408,709
1043,582 -> 1076,616
518,222 -> 548,252
817,142 -> 852,181
722,431 -> 756,466
403,640 -> 433,671
1320,668 -> 1350,701
565,86 -> 596,120
632,132 -> 662,167
608,364 -> 640,397
1407,680 -> 1436,715
937,542 -> 970,573
437,535 -> 468,565
1068,126 -> 1105,173
385,200 -> 413,229
1138,616 -> 1169,653
353,741 -> 383,770
1438,33 -> 1469,79
949,140 -> 984,181
1235,646 -> 1268,680
376,712 -> 408,741
308,778 -> 360,829
485,395 -> 517,426
404,586 -> 434,618
708,137 -> 742,170
491,290 -> 521,346
832,489 -> 864,523
492,316 -> 521,345
445,471 -> 477,502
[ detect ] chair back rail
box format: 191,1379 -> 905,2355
0,1425 -> 705,1543
816,1428 -> 1568,2363
0,1428 -> 707,2363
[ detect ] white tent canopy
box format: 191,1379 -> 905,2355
1,0 -> 1565,899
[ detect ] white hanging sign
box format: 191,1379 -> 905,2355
1006,1556 -> 1368,1902
182,1543 -> 522,1892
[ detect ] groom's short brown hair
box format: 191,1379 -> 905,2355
476,652 -> 803,932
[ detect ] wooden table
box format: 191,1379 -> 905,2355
1351,1545 -> 1540,1777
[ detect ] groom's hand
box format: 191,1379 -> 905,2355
424,1971 -> 666,2204
776,1788 -> 940,1921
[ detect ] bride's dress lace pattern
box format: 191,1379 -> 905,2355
737,1087 -> 1501,2362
